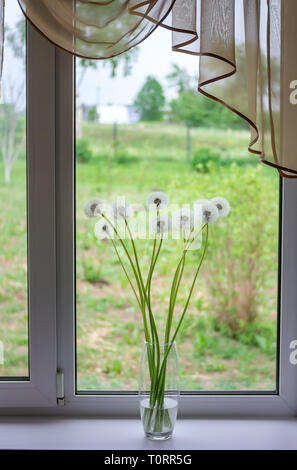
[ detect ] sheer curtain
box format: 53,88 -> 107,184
1,0 -> 295,175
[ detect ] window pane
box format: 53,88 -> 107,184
0,1 -> 28,378
75,29 -> 279,392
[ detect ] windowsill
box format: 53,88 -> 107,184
0,417 -> 297,450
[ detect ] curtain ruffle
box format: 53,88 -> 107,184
18,0 -> 176,59
8,0 -> 296,176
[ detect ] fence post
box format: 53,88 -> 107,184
186,122 -> 191,162
113,121 -> 118,148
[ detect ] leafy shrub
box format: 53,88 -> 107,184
202,164 -> 278,336
82,256 -> 102,283
205,360 -> 225,372
191,146 -> 254,172
191,147 -> 221,172
169,89 -> 248,130
236,320 -> 276,356
214,318 -> 276,357
76,138 -> 93,163
104,359 -> 123,375
113,147 -> 138,165
170,161 -> 278,344
87,106 -> 99,123
193,328 -> 219,358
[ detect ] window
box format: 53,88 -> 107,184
0,3 -> 56,407
75,29 -> 279,394
1,4 -> 297,418
0,2 -> 28,379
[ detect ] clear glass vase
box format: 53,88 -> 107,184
139,341 -> 180,441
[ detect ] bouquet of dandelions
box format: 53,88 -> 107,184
84,192 -> 230,436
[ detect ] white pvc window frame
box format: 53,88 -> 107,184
1,21 -> 297,417
0,25 -> 57,407
53,47 -> 297,418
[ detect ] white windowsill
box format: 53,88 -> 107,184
0,417 -> 297,450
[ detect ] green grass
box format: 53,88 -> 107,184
84,122 -> 254,162
0,158 -> 28,377
0,122 -> 279,392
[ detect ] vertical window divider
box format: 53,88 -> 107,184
0,22 -> 57,408
55,46 -> 76,408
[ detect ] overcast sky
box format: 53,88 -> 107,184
79,28 -> 198,106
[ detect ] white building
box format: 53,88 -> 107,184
96,104 -> 140,124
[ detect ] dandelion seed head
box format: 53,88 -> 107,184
211,197 -> 230,217
194,199 -> 219,224
173,208 -> 195,231
112,199 -> 133,219
94,218 -> 115,240
84,198 -> 106,218
147,191 -> 169,210
151,214 -> 171,234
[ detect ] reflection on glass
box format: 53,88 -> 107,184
76,30 -> 279,392
0,0 -> 28,378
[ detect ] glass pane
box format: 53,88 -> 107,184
75,29 -> 279,392
0,1 -> 28,378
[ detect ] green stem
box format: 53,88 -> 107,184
155,224 -> 209,407
124,218 -> 161,384
110,236 -> 157,381
110,238 -> 141,308
102,214 -> 149,332
145,235 -> 163,402
145,236 -> 157,399
165,252 -> 186,345
145,237 -> 157,292
165,224 -> 205,345
101,214 -> 155,377
146,236 -> 163,404
123,220 -> 165,407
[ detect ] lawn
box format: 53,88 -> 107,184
0,122 -> 280,391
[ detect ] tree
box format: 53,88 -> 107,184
0,86 -> 25,184
166,63 -> 192,94
169,89 -> 247,129
133,76 -> 165,121
167,50 -> 280,130
5,18 -> 26,60
166,61 -> 246,129
195,44 -> 280,128
87,106 -> 99,123
0,19 -> 26,184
